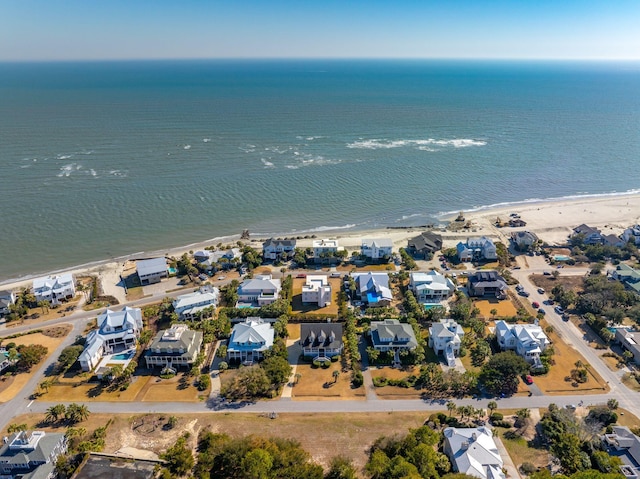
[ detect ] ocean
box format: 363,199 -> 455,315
1,60 -> 639,281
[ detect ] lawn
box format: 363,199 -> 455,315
537,321 -> 609,395
529,274 -> 585,294
495,428 -> 549,470
292,361 -> 365,400
291,277 -> 341,316
0,325 -> 72,403
615,408 -> 640,428
43,370 -> 204,402
473,298 -> 517,318
621,373 -> 640,391
369,366 -> 423,399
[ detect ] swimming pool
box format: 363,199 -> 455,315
111,352 -> 133,360
554,255 -> 570,261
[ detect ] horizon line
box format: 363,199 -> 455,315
2,56 -> 640,64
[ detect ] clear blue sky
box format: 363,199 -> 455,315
1,0 -> 639,61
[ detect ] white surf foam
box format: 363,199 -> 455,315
347,138 -> 487,150
203,138 -> 211,143
261,158 -> 275,168
183,145 -> 191,150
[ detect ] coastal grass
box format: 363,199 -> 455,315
0,326 -> 72,403
292,362 -> 365,401
621,373 -> 640,392
494,427 -> 549,470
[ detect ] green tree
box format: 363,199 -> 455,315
220,366 -> 271,400
261,354 -> 292,389
479,351 -> 530,396
447,401 -> 457,417
65,403 -> 90,425
162,434 -> 194,476
16,344 -> 48,371
241,448 -> 273,479
551,433 -> 590,474
45,404 -> 67,424
7,423 -> 27,433
325,456 -> 358,479
470,339 -> 492,366
487,401 -> 498,415
333,370 -> 340,384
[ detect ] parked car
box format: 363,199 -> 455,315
519,291 -> 530,297
543,271 -> 551,276
537,288 -> 545,294
538,308 -> 546,315
532,301 -> 540,309
524,375 -> 534,385
555,306 -> 564,315
297,273 -> 307,278
516,284 -> 524,291
562,312 -> 570,321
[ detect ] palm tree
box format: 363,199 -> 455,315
294,373 -> 302,385
39,378 -> 54,394
333,370 -> 340,384
45,404 -> 66,424
65,403 -> 90,424
65,427 -> 86,439
447,401 -> 457,417
37,300 -> 49,314
490,308 -> 498,319
487,401 -> 498,416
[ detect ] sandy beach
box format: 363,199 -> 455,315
2,193 -> 639,296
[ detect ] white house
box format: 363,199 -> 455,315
33,274 -> 75,306
313,239 -> 339,257
0,290 -> 16,316
236,274 -> 281,307
495,320 -> 550,369
195,248 -> 242,271
227,318 -> 275,362
263,238 -> 297,261
301,275 -> 332,307
443,427 -> 506,479
172,285 -> 220,320
428,319 -> 464,367
136,257 -> 168,285
409,271 -> 456,303
79,306 -> 143,372
361,238 -> 393,261
511,231 -> 539,251
351,272 -> 393,305
456,237 -> 497,262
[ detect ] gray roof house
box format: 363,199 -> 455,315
572,224 -> 604,245
510,231 -> 538,250
172,285 -> 219,319
369,319 -> 418,365
612,264 -> 640,295
351,272 -> 393,305
429,319 -> 464,367
236,274 -> 281,307
443,427 -> 506,479
299,323 -> 343,358
144,324 -> 203,369
406,232 -> 443,258
467,271 -> 508,299
136,257 -> 168,285
456,237 -> 497,262
263,238 -> 296,261
603,426 -> 640,478
361,238 -> 393,261
0,430 -> 67,479
227,318 -> 275,363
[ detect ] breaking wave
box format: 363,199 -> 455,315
347,138 -> 487,149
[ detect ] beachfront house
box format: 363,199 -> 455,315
351,272 -> 393,306
0,430 -> 67,479
612,264 -> 640,295
495,320 -> 550,369
32,273 -> 75,306
510,231 -> 538,251
172,285 -> 219,320
361,238 -> 393,262
227,318 -> 274,363
299,323 -> 343,359
467,271 -> 508,299
369,319 -> 418,365
409,271 -> 456,303
262,238 -> 297,261
79,306 -> 143,372
301,275 -> 332,307
428,319 -> 464,367
144,324 -> 203,370
406,232 -> 443,259
312,239 -> 344,264
456,237 -> 497,262
572,224 -> 604,245
443,427 -> 506,479
615,329 -> 640,365
622,225 -> 640,246
236,274 -> 281,307
194,248 -> 242,271
0,290 -> 15,316
136,257 -> 168,285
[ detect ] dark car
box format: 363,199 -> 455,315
538,308 -> 546,315
519,290 -> 530,297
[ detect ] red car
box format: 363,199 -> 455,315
524,375 -> 534,385
532,301 -> 540,309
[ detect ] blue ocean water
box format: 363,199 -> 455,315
1,60 -> 639,281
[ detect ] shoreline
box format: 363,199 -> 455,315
2,191 -> 640,293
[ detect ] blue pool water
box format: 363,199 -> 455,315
111,352 -> 133,360
554,255 -> 570,261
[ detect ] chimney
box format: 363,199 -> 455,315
461,441 -> 469,450
471,432 -> 477,441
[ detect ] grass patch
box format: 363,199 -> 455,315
293,362 -> 364,400
495,428 -> 549,469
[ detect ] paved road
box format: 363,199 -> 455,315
0,265 -> 638,433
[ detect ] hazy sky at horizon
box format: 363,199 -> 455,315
1,0 -> 639,61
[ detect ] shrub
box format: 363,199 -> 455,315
218,361 -> 228,372
330,354 -> 340,362
490,412 -> 504,421
520,462 -> 537,475
372,377 -> 388,387
351,370 -> 364,388
492,420 -> 513,428
312,360 -> 322,368
196,374 -> 211,391
321,361 -> 331,369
